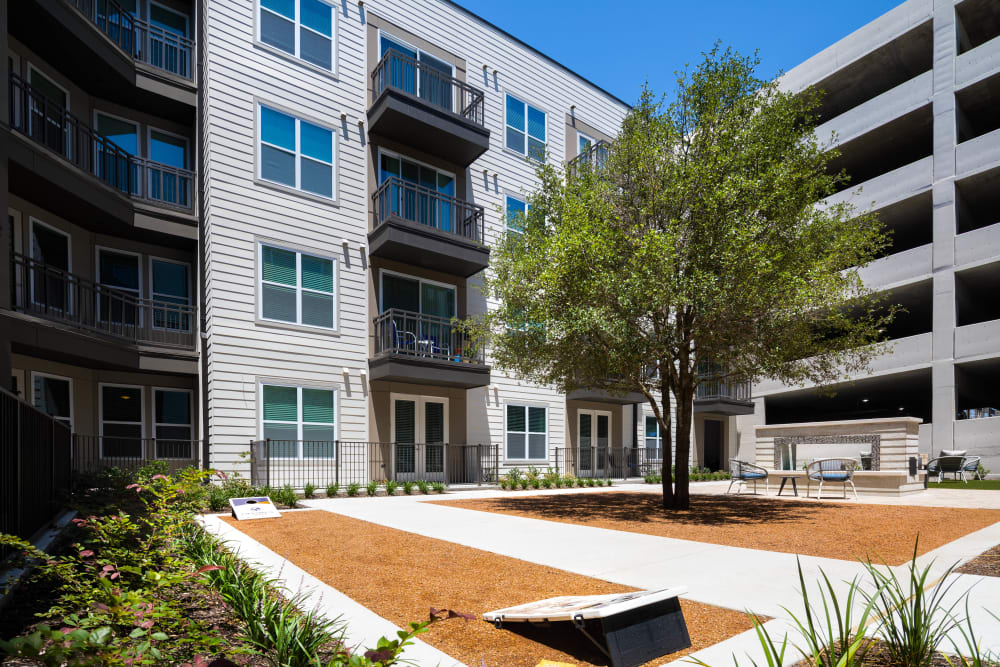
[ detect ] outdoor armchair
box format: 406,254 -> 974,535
727,458 -> 769,495
806,458 -> 858,500
926,455 -> 980,483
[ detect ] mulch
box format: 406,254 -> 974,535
956,544 -> 1000,577
431,492 -> 1000,566
221,511 -> 757,667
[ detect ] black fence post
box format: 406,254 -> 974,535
265,438 -> 271,488
335,440 -> 340,487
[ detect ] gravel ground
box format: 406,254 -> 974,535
221,511 -> 756,667
431,492 -> 1000,565
956,544 -> 1000,577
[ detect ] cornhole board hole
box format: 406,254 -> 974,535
230,496 -> 281,520
483,587 -> 690,667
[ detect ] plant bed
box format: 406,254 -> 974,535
956,544 -> 1000,577
430,492 -> 1000,565
219,510 -> 757,666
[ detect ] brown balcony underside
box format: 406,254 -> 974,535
693,397 -> 755,416
367,216 -> 490,277
368,356 -> 491,389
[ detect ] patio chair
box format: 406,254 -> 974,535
926,455 -> 979,483
806,458 -> 858,500
964,456 -> 985,481
727,458 -> 769,495
390,319 -> 416,352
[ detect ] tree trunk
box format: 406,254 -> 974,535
660,393 -> 674,508
672,383 -> 694,509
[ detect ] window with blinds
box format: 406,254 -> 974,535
645,416 -> 664,460
505,93 -> 546,161
506,404 -> 547,461
261,384 -> 336,458
259,243 -> 336,329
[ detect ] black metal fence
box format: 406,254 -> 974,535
372,309 -> 485,365
71,435 -> 200,475
371,49 -> 486,126
553,447 -> 663,479
249,440 -> 500,489
372,176 -> 485,243
696,376 -> 752,402
1,387 -> 72,548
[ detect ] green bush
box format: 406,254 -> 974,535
366,480 -> 379,497
402,481 -> 415,495
518,480 -> 530,490
275,485 -> 298,508
346,483 -> 360,497
385,480 -> 399,496
530,478 -> 541,489
431,482 -> 446,493
499,479 -> 509,490
326,482 -> 340,497
416,480 -> 430,494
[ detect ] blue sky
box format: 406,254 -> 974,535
454,0 -> 902,104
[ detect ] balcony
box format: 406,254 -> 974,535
368,49 -> 490,167
567,140 -> 612,178
11,252 -> 197,350
369,309 -> 490,389
369,177 -> 489,277
9,73 -> 196,224
695,376 -> 754,415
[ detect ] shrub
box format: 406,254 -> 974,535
530,478 -> 541,489
607,479 -> 614,486
576,478 -> 587,488
506,468 -> 524,487
325,482 -> 340,497
431,482 -> 446,493
303,482 -> 316,499
518,480 -> 529,490
541,478 -> 552,489
499,479 -> 509,490
385,480 -> 399,496
402,481 -> 415,495
275,485 -> 298,508
416,480 -> 430,494
366,480 -> 379,497
562,474 -> 576,487
346,482 -> 360,497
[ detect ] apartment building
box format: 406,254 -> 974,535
0,0 -> 760,483
740,0 -> 1000,475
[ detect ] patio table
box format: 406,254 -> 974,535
775,473 -> 800,497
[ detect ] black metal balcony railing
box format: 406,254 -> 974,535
373,309 -> 485,365
68,0 -> 194,81
553,446 -> 663,479
372,177 -> 485,244
72,435 -> 199,474
12,252 -> 197,350
10,74 -> 197,212
567,140 -> 612,178
696,376 -> 752,402
371,49 -> 486,127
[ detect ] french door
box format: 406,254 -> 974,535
392,395 -> 447,482
577,410 -> 610,477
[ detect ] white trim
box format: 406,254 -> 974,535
504,402 -> 548,462
255,0 -> 337,75
577,131 -> 595,157
30,371 -> 74,431
503,193 -> 529,234
98,383 -> 145,459
96,246 -> 143,327
152,387 -> 194,459
26,63 -> 71,158
389,393 -> 450,444
255,100 -> 338,202
26,63 -> 70,108
503,90 -> 548,160
28,217 -> 73,313
257,241 -> 338,331
377,268 -> 457,316
377,146 -> 457,182
259,382 -> 338,460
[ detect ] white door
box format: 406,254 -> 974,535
392,395 -> 447,482
578,410 -> 611,477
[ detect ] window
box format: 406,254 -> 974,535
505,94 -> 546,161
258,104 -> 336,199
259,244 -> 336,329
29,219 -> 71,312
258,0 -> 335,71
98,248 -> 141,327
506,404 -> 547,460
378,32 -> 454,111
377,150 -> 455,231
505,195 -> 529,233
148,128 -> 191,206
154,389 -> 192,459
101,385 -> 143,458
32,373 -> 72,430
645,416 -> 664,460
150,258 -> 191,331
578,131 -> 595,156
261,384 -> 336,458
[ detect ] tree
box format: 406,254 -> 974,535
473,46 -> 894,509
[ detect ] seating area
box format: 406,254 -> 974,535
727,459 -> 769,495
926,451 -> 985,483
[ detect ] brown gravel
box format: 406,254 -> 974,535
431,492 -> 1000,566
956,544 -> 1000,577
221,511 -> 756,667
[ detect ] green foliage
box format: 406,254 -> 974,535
431,482 -> 446,493
273,484 -> 298,508
473,46 -> 892,509
347,483 -> 361,497
366,480 -> 379,497
401,481 -> 415,495
541,478 -> 552,488
385,480 -> 399,496
416,480 -> 430,494
304,482 -> 317,499
327,482 -> 341,497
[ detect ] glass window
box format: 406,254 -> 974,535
260,244 -> 336,329
506,404 -> 546,460
32,374 -> 72,430
505,195 -> 528,233
378,33 -> 454,111
101,385 -> 143,459
154,389 -> 192,459
259,104 -> 336,199
262,384 -> 336,458
505,94 -> 546,161
259,0 -> 334,71
95,114 -> 139,155
151,259 -> 190,330
645,416 -> 664,460
579,132 -> 594,155
98,249 -> 140,326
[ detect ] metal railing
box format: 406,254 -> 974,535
371,49 -> 486,127
567,140 -> 612,178
372,177 -> 485,244
696,376 -> 752,402
553,446 -> 663,479
72,435 -> 200,474
373,309 -> 485,365
11,252 -> 197,349
134,17 -> 194,80
249,440 -> 500,489
1,387 -> 72,551
67,0 -> 194,81
10,74 -> 196,213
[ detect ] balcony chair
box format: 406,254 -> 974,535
925,453 -> 981,483
727,458 -> 769,495
390,319 -> 416,353
806,458 -> 858,500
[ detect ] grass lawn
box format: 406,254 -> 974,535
928,479 -> 1000,490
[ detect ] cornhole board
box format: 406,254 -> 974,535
483,587 -> 690,667
229,496 -> 281,520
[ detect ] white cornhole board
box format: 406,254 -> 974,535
484,588 -> 690,667
229,496 -> 282,520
